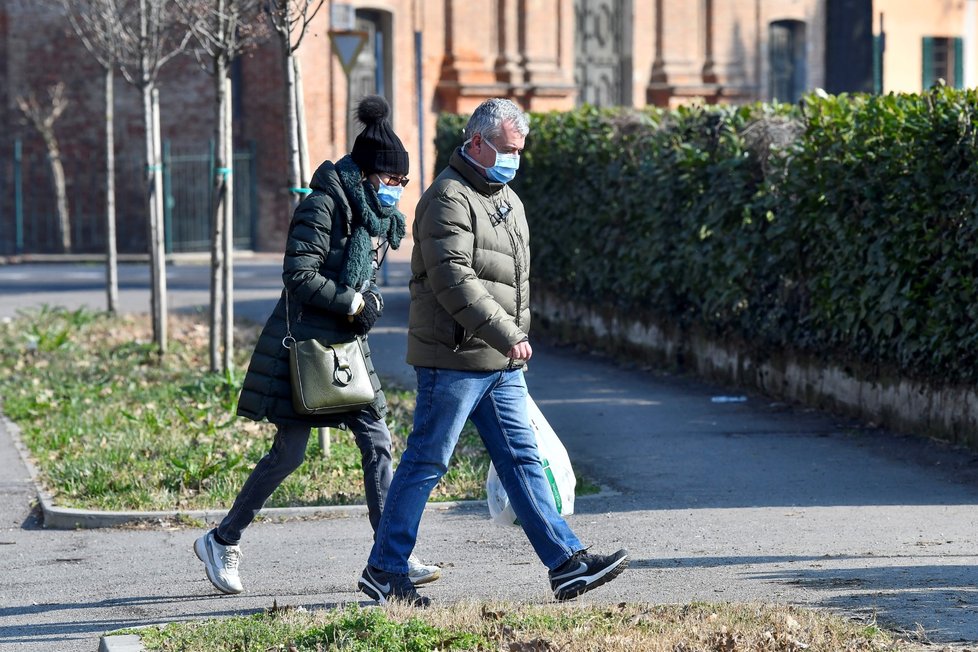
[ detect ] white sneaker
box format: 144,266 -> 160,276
194,531 -> 244,594
407,554 -> 441,586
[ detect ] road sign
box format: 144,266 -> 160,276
331,3 -> 355,31
329,30 -> 368,77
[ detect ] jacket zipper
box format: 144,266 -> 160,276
507,219 -> 525,370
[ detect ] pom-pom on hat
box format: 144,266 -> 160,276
351,95 -> 409,177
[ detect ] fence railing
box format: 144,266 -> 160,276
0,139 -> 258,256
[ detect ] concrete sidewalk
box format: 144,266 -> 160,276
1,258 -> 977,651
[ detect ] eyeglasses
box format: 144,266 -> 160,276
381,173 -> 410,187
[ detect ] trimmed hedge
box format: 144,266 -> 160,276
433,87 -> 978,385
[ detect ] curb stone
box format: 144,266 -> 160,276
3,414 -> 618,530
98,633 -> 144,652
3,414 -> 476,528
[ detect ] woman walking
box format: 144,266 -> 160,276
193,95 -> 439,594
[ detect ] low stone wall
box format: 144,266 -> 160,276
534,290 -> 978,449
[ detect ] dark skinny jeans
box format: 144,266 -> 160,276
215,409 -> 393,545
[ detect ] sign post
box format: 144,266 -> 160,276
320,4 -> 369,457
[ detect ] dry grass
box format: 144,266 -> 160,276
400,601 -> 912,652
133,600 -> 955,652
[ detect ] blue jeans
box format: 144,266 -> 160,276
368,367 -> 582,574
217,410 -> 393,545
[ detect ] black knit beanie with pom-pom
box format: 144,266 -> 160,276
350,95 -> 409,176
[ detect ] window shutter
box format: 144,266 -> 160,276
873,35 -> 882,94
954,37 -> 964,88
922,36 -> 935,90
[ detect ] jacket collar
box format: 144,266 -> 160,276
450,147 -> 507,196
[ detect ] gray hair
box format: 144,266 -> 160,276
463,98 -> 530,146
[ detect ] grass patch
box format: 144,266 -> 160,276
0,307 -> 596,512
128,601 -> 919,651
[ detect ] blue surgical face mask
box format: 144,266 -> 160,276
376,182 -> 403,207
466,136 -> 520,184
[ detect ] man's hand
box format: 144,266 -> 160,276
506,340 -> 533,361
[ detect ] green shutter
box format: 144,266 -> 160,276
922,36 -> 935,90
954,37 -> 964,88
873,35 -> 882,94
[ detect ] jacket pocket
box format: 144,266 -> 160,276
452,322 -> 467,352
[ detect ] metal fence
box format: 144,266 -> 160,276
0,139 -> 257,256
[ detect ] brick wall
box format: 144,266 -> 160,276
240,38 -> 290,252
0,3 -> 220,254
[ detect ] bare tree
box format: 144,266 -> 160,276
179,0 -> 268,373
16,84 -> 71,254
266,0 -> 325,207
103,0 -> 193,356
58,0 -> 122,313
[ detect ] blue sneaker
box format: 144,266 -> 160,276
549,548 -> 629,601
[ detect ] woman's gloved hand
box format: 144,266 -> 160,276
349,289 -> 383,335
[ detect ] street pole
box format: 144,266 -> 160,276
14,139 -> 23,255
878,12 -> 885,94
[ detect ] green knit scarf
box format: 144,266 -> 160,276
334,155 -> 407,289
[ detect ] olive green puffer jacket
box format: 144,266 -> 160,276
236,160 -> 386,426
407,148 -> 530,371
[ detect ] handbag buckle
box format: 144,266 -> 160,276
282,335 -> 296,349
333,349 -> 354,386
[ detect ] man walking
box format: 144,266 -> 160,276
358,98 -> 628,606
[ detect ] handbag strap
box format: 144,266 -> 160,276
282,291 -> 295,350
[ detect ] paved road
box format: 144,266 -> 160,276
1,259 -> 977,651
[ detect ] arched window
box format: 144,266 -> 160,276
769,20 -> 806,102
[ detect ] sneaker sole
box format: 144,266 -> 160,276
194,537 -> 244,595
553,555 -> 629,601
409,568 -> 442,586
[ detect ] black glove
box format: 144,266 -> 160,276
350,290 -> 383,335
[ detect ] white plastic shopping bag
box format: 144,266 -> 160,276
486,394 -> 576,526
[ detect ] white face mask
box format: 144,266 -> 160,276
465,136 -> 520,183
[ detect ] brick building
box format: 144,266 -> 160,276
0,0 -> 963,255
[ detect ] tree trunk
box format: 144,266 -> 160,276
283,49 -> 302,208
104,66 -> 118,314
42,134 -> 71,253
152,87 -> 167,352
144,82 -> 167,355
294,56 -> 311,188
222,75 -> 234,373
209,56 -> 228,373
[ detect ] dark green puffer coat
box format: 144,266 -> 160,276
407,148 -> 530,371
236,161 -> 386,426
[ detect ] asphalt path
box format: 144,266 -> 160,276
1,257 -> 977,651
